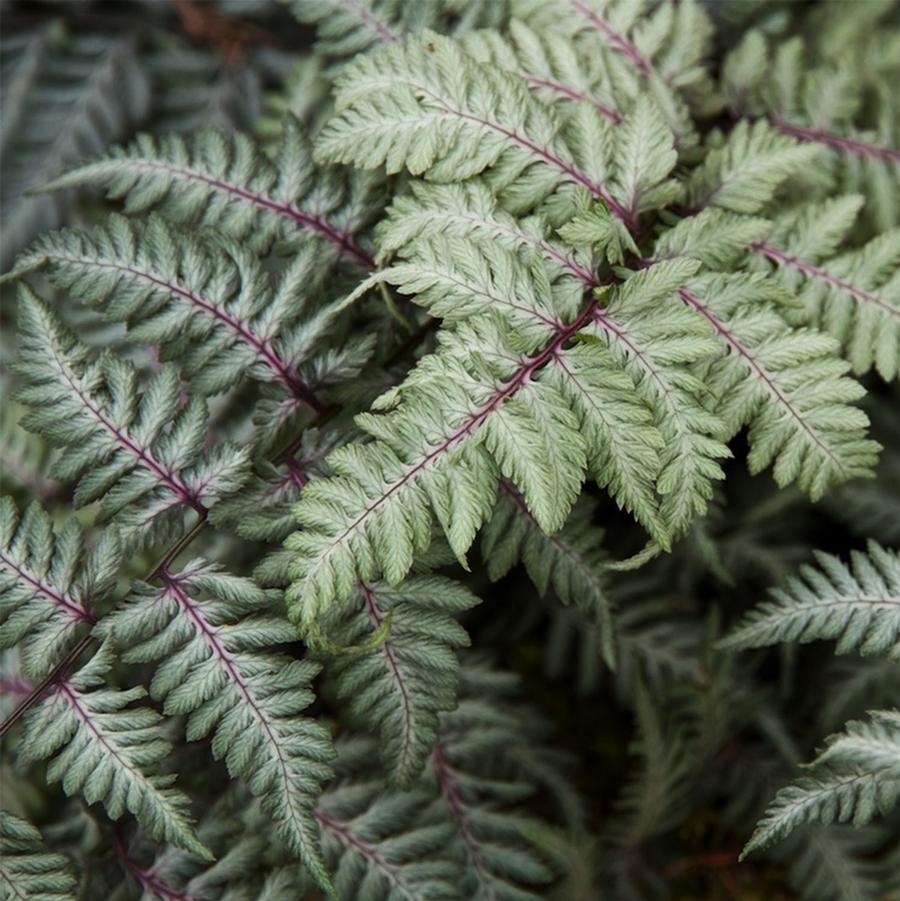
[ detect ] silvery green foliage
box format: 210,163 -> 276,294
98,560 -> 335,891
0,497 -> 115,679
13,285 -> 249,550
322,575 -> 478,786
724,543 -> 900,658
37,116 -> 380,266
0,811 -> 76,901
20,644 -> 209,860
0,23 -> 150,269
726,544 -> 900,853
2,1 -> 899,897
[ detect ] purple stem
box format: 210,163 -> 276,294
521,72 -> 622,124
432,742 -> 496,898
127,160 -> 376,270
570,0 -> 652,76
46,253 -> 328,413
360,582 -> 415,770
752,243 -> 900,319
678,286 -> 844,467
0,549 -> 95,624
770,117 -> 900,164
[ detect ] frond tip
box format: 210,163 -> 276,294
722,542 -> 900,658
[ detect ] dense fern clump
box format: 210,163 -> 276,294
1,1 -> 898,899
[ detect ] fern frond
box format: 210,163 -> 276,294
13,285 -> 249,547
687,120 -> 824,214
0,810 -> 76,901
723,542 -> 900,658
782,825 -> 887,901
514,0 -> 716,146
461,18 -> 622,125
12,214 -> 346,410
316,766 -> 459,900
325,576 -> 477,786
99,559 -> 336,892
743,710 -> 900,857
753,200 -> 900,381
680,273 -> 879,499
429,667 -> 556,900
210,429 -> 344,542
611,679 -> 693,849
287,252 -> 735,629
0,25 -> 150,268
722,31 -> 900,231
20,644 -> 209,860
482,491 -> 616,667
315,30 -> 669,228
37,118 -> 376,269
0,498 -> 114,679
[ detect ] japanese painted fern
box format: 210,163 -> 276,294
1,1 -> 898,899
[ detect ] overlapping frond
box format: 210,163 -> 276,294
723,542 -> 900,657
681,273 -> 879,499
316,763 -> 459,900
37,117 -> 377,268
286,253 -> 728,632
722,31 -> 900,231
429,666 -> 555,901
610,679 -> 693,849
11,213 -> 364,411
13,285 -> 248,547
0,497 -> 114,679
316,31 -> 685,229
0,811 -> 76,901
754,197 -> 900,381
743,710 -> 900,857
324,576 -> 477,786
20,645 -> 208,860
0,23 -> 150,268
482,492 -> 616,667
99,559 -> 336,892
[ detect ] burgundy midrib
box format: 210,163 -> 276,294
414,84 -> 636,230
313,299 -> 599,567
361,582 -> 416,770
0,548 -> 94,623
314,808 -> 418,897
49,252 -> 327,413
337,0 -> 401,44
678,287 -> 844,467
570,0 -> 652,76
521,72 -> 622,124
162,575 -> 306,829
57,681 -> 154,784
127,159 -> 375,270
771,117 -> 900,164
432,742 -> 497,898
47,338 -> 205,513
753,243 -> 900,319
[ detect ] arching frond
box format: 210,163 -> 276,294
13,285 -> 249,548
38,117 -> 377,268
20,645 -> 209,860
99,560 -> 336,892
723,542 -> 900,658
324,575 -> 478,786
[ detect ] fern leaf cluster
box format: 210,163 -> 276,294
1,0 -> 899,897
